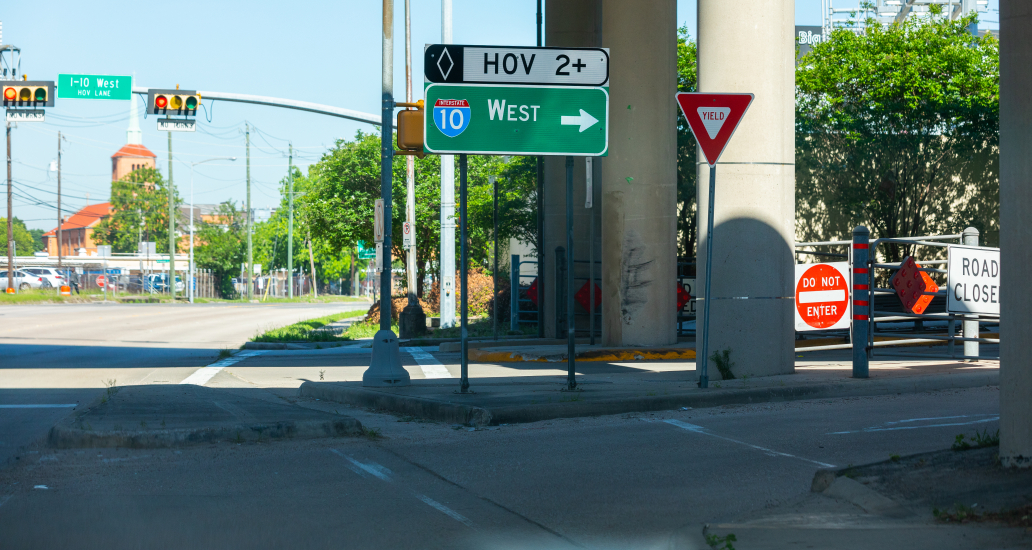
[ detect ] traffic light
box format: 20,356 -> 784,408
2,81 -> 55,107
147,88 -> 201,116
396,99 -> 425,158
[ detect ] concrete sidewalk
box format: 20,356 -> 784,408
299,361 -> 999,427
49,383 -> 363,449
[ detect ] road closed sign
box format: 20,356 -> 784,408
795,263 -> 850,331
947,245 -> 1000,315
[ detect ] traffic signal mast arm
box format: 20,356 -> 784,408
132,87 -> 382,126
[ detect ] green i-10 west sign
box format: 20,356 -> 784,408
423,83 -> 609,157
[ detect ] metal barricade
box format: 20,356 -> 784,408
509,254 -> 540,333
677,260 -> 697,338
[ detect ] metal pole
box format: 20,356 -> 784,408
6,122 -> 12,293
189,163 -> 195,303
492,175 -> 499,340
460,153 -> 470,392
246,123 -> 252,301
440,0 -> 456,329
57,132 -> 62,270
851,225 -> 870,378
535,0 -> 544,339
168,131 -> 175,301
698,165 -> 716,388
962,227 -> 980,361
565,156 -> 576,391
511,254 -> 519,332
379,0 -> 394,329
587,157 -> 594,345
405,0 -> 418,305
288,143 -> 294,299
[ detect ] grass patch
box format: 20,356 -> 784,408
0,288 -> 106,304
934,502 -> 1032,527
712,348 -> 736,380
344,320 -> 400,339
251,310 -> 366,343
195,295 -> 369,305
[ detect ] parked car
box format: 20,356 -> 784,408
144,274 -> 184,294
20,267 -> 66,288
0,270 -> 45,291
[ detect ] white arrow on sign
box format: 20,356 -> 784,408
561,109 -> 598,132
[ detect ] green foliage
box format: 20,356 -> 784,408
796,14 -> 999,257
193,201 -> 246,298
705,532 -> 737,550
93,167 -> 181,254
677,26 -> 699,258
952,428 -> 999,451
0,217 -> 37,255
300,131 -> 537,297
711,348 -> 736,380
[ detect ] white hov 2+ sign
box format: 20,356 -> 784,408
795,263 -> 851,331
947,245 -> 1000,315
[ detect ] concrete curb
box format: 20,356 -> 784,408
301,370 -> 997,426
300,382 -> 493,427
243,341 -> 357,350
48,417 -> 364,449
469,347 -> 696,363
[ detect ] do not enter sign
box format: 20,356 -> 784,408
794,263 -> 850,331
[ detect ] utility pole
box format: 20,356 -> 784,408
535,0 -> 545,338
57,131 -> 62,270
167,131 -> 175,301
288,142 -> 293,299
6,122 -> 12,293
439,0 -> 456,328
363,0 -> 409,388
246,123 -> 253,301
399,0 -> 425,337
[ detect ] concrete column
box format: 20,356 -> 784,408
597,0 -> 678,347
695,0 -> 795,378
543,0 -> 602,339
999,0 -> 1032,468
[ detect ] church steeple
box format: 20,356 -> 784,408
126,73 -> 142,145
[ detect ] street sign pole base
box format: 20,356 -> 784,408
363,329 -> 410,387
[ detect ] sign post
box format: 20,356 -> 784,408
676,92 -> 754,388
424,43 -> 610,393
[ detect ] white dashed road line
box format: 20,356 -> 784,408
330,449 -> 473,528
664,419 -> 836,468
0,404 -> 77,409
826,414 -> 999,435
405,347 -> 453,379
179,350 -> 266,386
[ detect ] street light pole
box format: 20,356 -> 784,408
189,156 -> 236,303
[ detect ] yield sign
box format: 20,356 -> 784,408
675,93 -> 754,166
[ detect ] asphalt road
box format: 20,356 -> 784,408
0,302 -> 368,465
0,387 -> 1008,549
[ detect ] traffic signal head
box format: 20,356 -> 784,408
147,88 -> 200,116
1,81 -> 55,107
396,100 -> 425,157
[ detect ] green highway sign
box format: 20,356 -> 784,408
424,83 -> 608,156
57,74 -> 132,100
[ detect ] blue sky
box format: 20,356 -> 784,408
2,0 -> 999,231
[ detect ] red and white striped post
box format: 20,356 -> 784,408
851,226 -> 870,378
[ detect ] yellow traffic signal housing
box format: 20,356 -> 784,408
2,81 -> 55,107
396,100 -> 425,157
147,88 -> 201,116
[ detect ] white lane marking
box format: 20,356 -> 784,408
664,419 -> 836,468
330,449 -> 474,528
418,494 -> 475,527
33,485 -> 48,490
827,415 -> 999,435
0,495 -> 11,508
0,404 -> 77,409
179,350 -> 266,386
406,347 -> 453,379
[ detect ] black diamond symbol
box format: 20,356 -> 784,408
437,48 -> 455,80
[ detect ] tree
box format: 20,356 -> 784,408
796,12 -> 999,260
676,26 -> 699,259
193,201 -> 246,297
301,131 -> 536,297
0,218 -> 35,256
93,167 -> 182,254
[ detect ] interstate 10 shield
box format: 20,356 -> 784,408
432,99 -> 470,137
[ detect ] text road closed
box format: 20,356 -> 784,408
947,245 -> 1000,315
